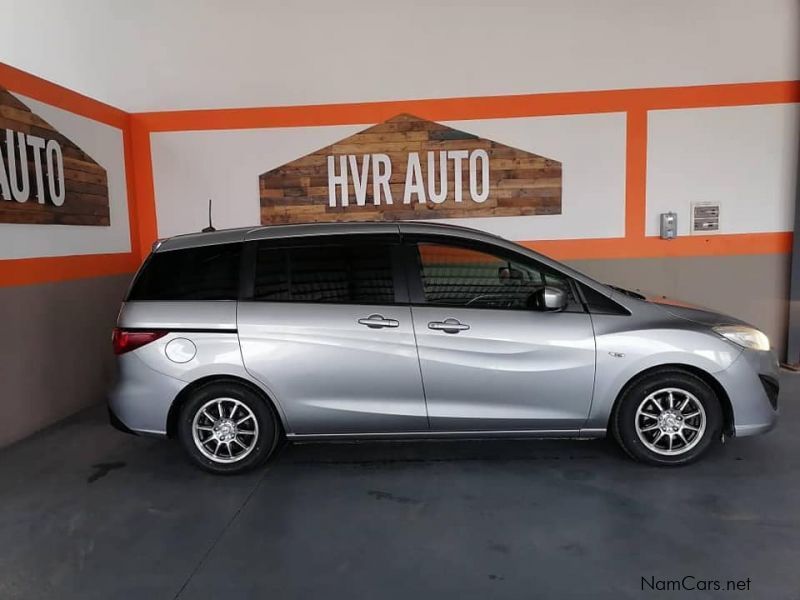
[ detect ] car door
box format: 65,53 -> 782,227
237,233 -> 428,435
405,236 -> 596,432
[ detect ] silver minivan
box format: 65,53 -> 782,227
109,222 -> 778,473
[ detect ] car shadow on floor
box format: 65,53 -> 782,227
278,435 -> 626,467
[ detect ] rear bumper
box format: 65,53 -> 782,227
108,405 -> 137,435
716,348 -> 780,437
108,353 -> 185,437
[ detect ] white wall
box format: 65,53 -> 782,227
4,0 -> 793,249
0,93 -> 130,260
150,113 -> 627,240
0,0 -> 797,112
646,103 -> 799,236
153,104 -> 800,241
151,125 -> 364,238
437,115 -> 626,240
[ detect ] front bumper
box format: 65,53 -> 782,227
716,348 -> 780,437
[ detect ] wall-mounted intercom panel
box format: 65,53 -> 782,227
660,212 -> 677,240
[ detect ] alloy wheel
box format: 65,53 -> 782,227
634,387 -> 707,456
191,398 -> 259,463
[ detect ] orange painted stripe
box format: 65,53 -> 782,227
0,252 -> 139,288
0,62 -> 128,129
130,116 -> 159,259
522,232 -> 793,261
625,111 -> 648,239
135,80 -> 800,132
122,120 -> 141,261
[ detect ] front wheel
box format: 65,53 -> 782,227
177,382 -> 279,474
612,370 -> 722,466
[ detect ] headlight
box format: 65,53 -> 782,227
713,325 -> 770,351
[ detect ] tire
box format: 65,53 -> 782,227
177,382 -> 279,474
611,369 -> 722,466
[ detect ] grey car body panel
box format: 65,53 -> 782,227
110,302 -> 278,435
583,296 -> 777,435
118,301 -> 238,330
411,306 -> 595,431
155,227 -> 251,252
717,347 -> 779,436
585,307 -> 742,431
237,302 -> 427,434
110,221 -> 779,442
244,222 -> 401,242
645,294 -> 750,328
109,353 -> 185,436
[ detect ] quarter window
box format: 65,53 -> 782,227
578,282 -> 630,315
254,242 -> 396,304
128,243 -> 241,301
416,242 -> 575,310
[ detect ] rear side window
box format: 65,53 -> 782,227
128,243 -> 241,301
254,242 -> 396,304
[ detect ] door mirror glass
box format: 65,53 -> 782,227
529,286 -> 568,312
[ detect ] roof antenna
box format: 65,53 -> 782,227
202,199 -> 216,232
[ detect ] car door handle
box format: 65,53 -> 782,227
358,314 -> 400,329
428,318 -> 470,333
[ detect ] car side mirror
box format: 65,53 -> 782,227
529,286 -> 568,312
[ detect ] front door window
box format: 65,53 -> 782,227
416,242 -> 575,310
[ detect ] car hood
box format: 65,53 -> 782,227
639,293 -> 748,328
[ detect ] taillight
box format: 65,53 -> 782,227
112,328 -> 168,355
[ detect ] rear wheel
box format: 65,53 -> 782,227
177,382 -> 279,474
612,369 -> 722,466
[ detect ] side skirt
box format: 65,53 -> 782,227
286,428 -> 607,442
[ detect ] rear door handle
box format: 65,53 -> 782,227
428,318 -> 470,333
358,314 -> 400,329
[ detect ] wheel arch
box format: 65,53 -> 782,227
609,363 -> 734,436
166,374 -> 287,439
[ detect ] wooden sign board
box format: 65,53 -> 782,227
259,114 -> 561,224
0,87 -> 110,226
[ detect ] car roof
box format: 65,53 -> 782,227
154,221 -> 505,252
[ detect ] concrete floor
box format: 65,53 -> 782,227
0,376 -> 798,600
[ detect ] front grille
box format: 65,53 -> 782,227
759,375 -> 779,411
